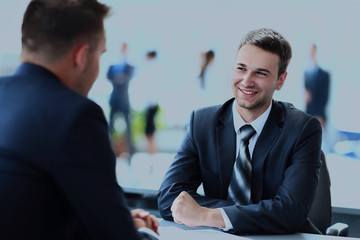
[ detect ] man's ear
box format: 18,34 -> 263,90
73,44 -> 89,72
276,72 -> 287,90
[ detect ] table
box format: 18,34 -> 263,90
158,219 -> 359,240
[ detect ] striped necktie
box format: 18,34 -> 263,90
227,124 -> 256,205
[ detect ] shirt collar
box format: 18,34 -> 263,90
232,99 -> 272,135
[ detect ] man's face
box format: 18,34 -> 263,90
232,44 -> 286,119
80,31 -> 106,96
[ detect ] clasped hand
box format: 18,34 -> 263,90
131,209 -> 159,235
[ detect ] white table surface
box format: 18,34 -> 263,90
158,219 -> 359,240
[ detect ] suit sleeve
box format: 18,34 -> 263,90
126,65 -> 135,79
157,111 -> 233,220
107,65 -> 114,81
223,117 -> 322,234
51,103 -> 154,239
319,71 -> 330,114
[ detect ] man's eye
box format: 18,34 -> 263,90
257,71 -> 267,76
237,67 -> 245,71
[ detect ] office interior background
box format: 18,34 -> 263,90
1,0 -> 360,237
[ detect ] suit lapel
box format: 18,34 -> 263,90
251,101 -> 285,203
216,99 -> 236,198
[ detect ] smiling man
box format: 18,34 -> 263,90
158,28 -> 323,235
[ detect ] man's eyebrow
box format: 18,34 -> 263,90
256,68 -> 271,74
237,63 -> 272,74
236,63 -> 247,67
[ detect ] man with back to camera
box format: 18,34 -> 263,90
0,0 -> 159,239
158,28 -> 323,235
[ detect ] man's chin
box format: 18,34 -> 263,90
236,99 -> 258,110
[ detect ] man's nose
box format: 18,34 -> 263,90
242,72 -> 254,86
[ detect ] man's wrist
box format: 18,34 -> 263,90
200,207 -> 225,229
218,208 -> 233,231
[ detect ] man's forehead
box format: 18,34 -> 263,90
236,44 -> 280,71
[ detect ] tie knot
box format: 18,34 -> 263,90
240,124 -> 256,143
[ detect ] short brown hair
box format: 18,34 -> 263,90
238,28 -> 292,77
21,0 -> 110,61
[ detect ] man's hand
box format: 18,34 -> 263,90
305,90 -> 312,104
315,116 -> 325,128
170,191 -> 225,228
131,209 -> 159,235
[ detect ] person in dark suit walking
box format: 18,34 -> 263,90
158,28 -> 322,235
304,44 -> 330,128
0,0 -> 158,239
107,42 -> 135,156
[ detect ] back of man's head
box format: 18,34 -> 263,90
21,0 -> 110,62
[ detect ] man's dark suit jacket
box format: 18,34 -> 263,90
305,66 -> 330,120
158,98 -> 322,234
0,63 -> 155,240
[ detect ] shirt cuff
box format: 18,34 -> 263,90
138,227 -> 159,240
218,208 -> 233,231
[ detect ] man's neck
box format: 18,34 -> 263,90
235,101 -> 272,123
21,52 -> 75,95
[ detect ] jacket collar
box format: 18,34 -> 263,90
14,63 -> 59,81
251,100 -> 285,202
216,98 -> 237,198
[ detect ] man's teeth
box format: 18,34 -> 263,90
243,90 -> 255,94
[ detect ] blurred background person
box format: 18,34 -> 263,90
143,50 -> 159,155
193,49 -> 216,110
304,43 -> 331,152
198,49 -> 215,90
107,42 -> 135,157
304,43 -> 330,128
